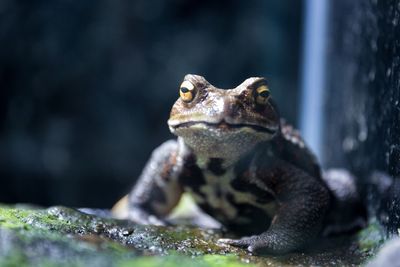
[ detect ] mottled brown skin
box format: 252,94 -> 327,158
125,74 -> 361,254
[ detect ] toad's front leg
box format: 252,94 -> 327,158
127,140 -> 184,225
220,163 -> 330,254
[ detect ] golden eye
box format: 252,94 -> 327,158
255,85 -> 270,105
179,80 -> 196,102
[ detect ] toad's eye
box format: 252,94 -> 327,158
179,80 -> 196,102
255,85 -> 270,105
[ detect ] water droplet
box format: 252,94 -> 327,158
386,68 -> 392,77
368,69 -> 376,81
370,40 -> 378,52
343,137 -> 356,151
242,258 -> 250,264
358,115 -> 368,142
393,17 -> 398,26
122,228 -> 134,236
358,130 -> 368,142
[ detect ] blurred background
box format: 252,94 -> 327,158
0,0 -> 303,207
0,0 -> 399,235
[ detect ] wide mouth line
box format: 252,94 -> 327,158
172,121 -> 277,134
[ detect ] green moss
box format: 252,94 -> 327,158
0,206 -> 88,233
0,207 -> 33,229
357,218 -> 386,255
0,205 -> 244,267
201,254 -> 253,267
0,252 -> 253,267
118,254 -> 254,267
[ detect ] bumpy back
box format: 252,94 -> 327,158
271,120 -> 322,179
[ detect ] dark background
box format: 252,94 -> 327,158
0,0 -> 303,207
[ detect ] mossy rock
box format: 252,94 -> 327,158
0,204 -> 383,267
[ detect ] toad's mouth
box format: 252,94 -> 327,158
171,121 -> 277,135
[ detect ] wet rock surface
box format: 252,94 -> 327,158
0,205 -> 385,267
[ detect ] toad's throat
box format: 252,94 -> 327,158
172,121 -> 277,134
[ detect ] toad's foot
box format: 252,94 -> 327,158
219,236 -> 269,254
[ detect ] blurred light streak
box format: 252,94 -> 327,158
300,0 -> 328,163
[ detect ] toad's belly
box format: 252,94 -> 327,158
197,197 -> 276,235
182,169 -> 278,235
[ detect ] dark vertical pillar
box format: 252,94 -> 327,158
323,0 -> 400,233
